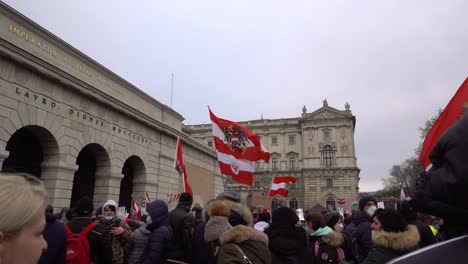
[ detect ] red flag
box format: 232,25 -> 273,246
210,108 -> 270,186
400,189 -> 406,201
209,108 -> 270,162
268,176 -> 297,197
167,193 -> 181,204
131,196 -> 141,219
175,137 -> 193,195
419,78 -> 468,169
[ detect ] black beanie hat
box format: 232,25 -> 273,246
75,196 -> 94,216
272,207 -> 299,227
178,192 -> 193,207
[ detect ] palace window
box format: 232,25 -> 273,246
272,198 -> 279,209
272,136 -> 278,145
289,158 -> 296,170
272,158 -> 278,170
288,135 -> 296,145
326,178 -> 333,188
255,162 -> 260,169
322,145 -> 335,167
254,181 -> 260,188
207,140 -> 213,147
324,131 -> 331,140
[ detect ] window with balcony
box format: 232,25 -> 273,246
289,158 -> 296,170
288,135 -> 296,145
271,136 -> 278,145
326,178 -> 333,188
272,158 -> 278,170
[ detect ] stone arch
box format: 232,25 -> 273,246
118,155 -> 146,213
70,143 -> 110,207
1,125 -> 60,178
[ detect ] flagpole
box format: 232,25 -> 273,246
170,73 -> 174,108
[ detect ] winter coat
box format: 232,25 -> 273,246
217,225 -> 271,264
67,216 -> 113,264
254,221 -> 270,232
351,210 -> 374,262
362,225 -> 420,264
412,111 -> 468,238
38,210 -> 66,264
100,200 -> 134,264
141,200 -> 173,264
410,220 -> 438,248
264,225 -> 307,264
166,204 -> 196,261
190,221 -> 216,264
303,227 -> 345,264
127,226 -> 151,264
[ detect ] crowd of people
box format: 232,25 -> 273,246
0,174 -> 456,264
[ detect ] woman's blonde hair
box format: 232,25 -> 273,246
0,173 -> 48,236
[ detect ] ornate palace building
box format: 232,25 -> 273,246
185,100 -> 360,211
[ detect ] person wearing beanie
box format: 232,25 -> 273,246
362,209 -> 420,264
304,212 -> 346,263
38,205 -> 66,264
138,200 -> 173,264
166,192 -> 196,263
66,196 -> 113,264
264,207 -> 306,264
99,200 -> 133,264
254,212 -> 271,232
205,200 -> 270,264
350,195 -> 378,263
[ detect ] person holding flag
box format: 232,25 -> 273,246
412,78 -> 468,239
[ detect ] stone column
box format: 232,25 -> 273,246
40,162 -> 77,211
93,171 -> 123,209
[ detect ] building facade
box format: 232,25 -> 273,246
185,100 -> 360,211
0,3 -> 223,211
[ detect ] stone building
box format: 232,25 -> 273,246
0,3 -> 223,211
185,100 -> 360,211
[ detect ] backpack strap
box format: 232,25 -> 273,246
314,240 -> 319,256
64,224 -> 74,236
79,221 -> 99,236
336,247 -> 345,262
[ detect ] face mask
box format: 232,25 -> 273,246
146,215 -> 152,224
366,206 -> 377,217
104,215 -> 114,221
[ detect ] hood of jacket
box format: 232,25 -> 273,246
204,199 -> 253,227
321,230 -> 345,248
352,210 -> 372,225
103,199 -> 119,212
138,225 -> 152,235
147,200 -> 169,227
265,225 -> 306,256
372,225 -> 420,252
219,224 -> 269,247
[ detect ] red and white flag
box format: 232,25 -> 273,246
268,176 -> 297,197
175,137 -> 193,195
419,78 -> 468,170
400,188 -> 406,201
145,192 -> 151,205
167,193 -> 181,204
131,196 -> 141,219
210,108 -> 270,186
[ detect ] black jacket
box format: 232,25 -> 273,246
264,225 -> 307,264
166,205 -> 196,261
67,216 -> 113,264
38,211 -> 66,264
351,211 -> 374,263
190,221 -> 216,264
412,111 -> 468,238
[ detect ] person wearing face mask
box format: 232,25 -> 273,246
99,200 -> 134,264
350,195 -> 378,263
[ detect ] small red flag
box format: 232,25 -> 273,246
175,137 -> 193,195
131,196 -> 141,219
268,176 -> 297,197
419,78 -> 468,169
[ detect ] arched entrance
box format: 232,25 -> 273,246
119,155 -> 145,213
2,125 -> 58,178
70,143 -> 110,208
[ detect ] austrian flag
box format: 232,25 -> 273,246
269,176 -> 297,197
210,108 -> 270,186
175,137 -> 193,195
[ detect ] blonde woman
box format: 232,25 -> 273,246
0,173 -> 48,264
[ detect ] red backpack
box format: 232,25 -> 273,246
64,222 -> 99,264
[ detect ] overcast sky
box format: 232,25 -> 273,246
5,0 -> 468,191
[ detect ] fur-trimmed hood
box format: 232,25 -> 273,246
372,225 -> 420,252
219,224 -> 269,246
204,199 -> 253,227
322,230 -> 345,248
